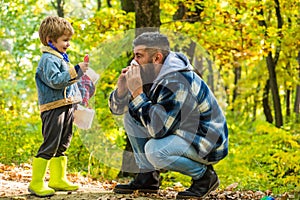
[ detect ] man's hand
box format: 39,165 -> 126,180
126,65 -> 143,98
116,67 -> 129,98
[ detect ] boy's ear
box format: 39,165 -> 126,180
46,36 -> 52,43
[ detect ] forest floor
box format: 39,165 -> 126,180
0,163 -> 297,200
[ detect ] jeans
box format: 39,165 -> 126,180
124,112 -> 213,180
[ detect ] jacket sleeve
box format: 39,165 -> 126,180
39,57 -> 78,89
128,81 -> 189,138
109,89 -> 130,115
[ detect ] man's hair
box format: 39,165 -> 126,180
39,16 -> 74,46
133,32 -> 170,58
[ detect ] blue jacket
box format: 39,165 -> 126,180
36,46 -> 83,112
109,52 -> 228,162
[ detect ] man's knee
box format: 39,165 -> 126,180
145,139 -> 166,168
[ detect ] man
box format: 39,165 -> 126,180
109,32 -> 228,199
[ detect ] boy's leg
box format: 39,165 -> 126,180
48,156 -> 79,191
28,157 -> 55,197
35,105 -> 78,191
36,105 -> 72,159
29,105 -> 69,197
55,104 -> 74,157
46,105 -> 78,191
29,106 -> 68,196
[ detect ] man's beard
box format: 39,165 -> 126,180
140,63 -> 156,97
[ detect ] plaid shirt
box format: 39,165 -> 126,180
109,54 -> 228,162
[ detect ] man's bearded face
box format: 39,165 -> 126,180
140,58 -> 156,86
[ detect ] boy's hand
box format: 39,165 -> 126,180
78,62 -> 89,73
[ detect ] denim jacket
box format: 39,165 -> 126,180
36,46 -> 83,112
109,52 -> 228,162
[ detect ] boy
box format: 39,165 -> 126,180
28,16 -> 88,197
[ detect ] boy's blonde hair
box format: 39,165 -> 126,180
39,16 -> 74,46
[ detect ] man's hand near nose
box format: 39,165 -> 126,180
126,65 -> 143,98
116,67 -> 129,98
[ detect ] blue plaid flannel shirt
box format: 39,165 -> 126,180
109,57 -> 228,163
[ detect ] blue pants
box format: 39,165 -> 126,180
124,112 -> 216,180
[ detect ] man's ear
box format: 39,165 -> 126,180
153,52 -> 164,64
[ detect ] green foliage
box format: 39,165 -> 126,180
161,0 -> 300,122
0,109 -> 42,164
0,0 -> 299,196
214,114 -> 300,194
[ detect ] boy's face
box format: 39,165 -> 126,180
52,34 -> 72,53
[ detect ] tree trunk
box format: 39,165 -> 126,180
253,84 -> 260,121
97,0 -> 101,11
118,0 -> 161,178
263,79 -> 273,123
295,84 -> 300,122
295,85 -> 300,114
232,65 -> 241,110
107,0 -> 112,7
121,0 -> 134,12
294,51 -> 300,122
266,53 -> 283,127
173,1 -> 203,23
182,41 -> 207,85
206,58 -> 214,93
258,0 -> 283,127
286,89 -> 291,117
51,0 -> 64,18
134,0 -> 160,36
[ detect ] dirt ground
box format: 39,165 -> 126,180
0,178 -> 179,200
0,163 -> 298,200
0,180 -> 167,200
0,163 -> 177,200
